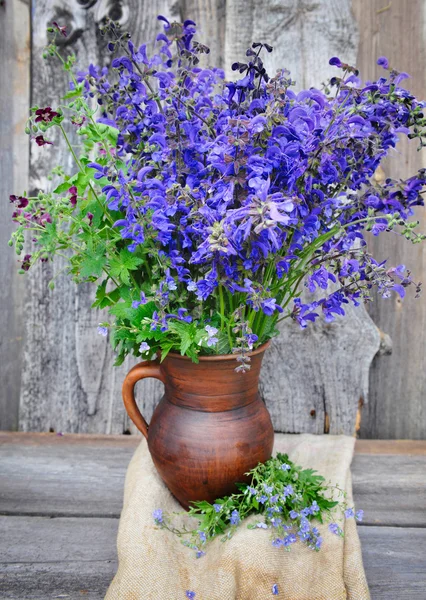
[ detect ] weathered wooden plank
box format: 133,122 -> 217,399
352,0 -> 426,440
1,515 -> 425,600
352,454 -> 426,527
359,527 -> 426,600
355,439 -> 426,455
0,432 -> 138,517
0,0 -> 30,431
1,433 -> 425,528
0,516 -> 117,600
20,0 -> 179,436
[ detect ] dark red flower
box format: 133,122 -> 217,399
35,107 -> 59,123
87,212 -> 94,225
71,115 -> 86,128
10,194 -> 28,208
39,213 -> 52,225
69,186 -> 78,207
35,135 -> 53,147
52,21 -> 67,37
21,254 -> 32,271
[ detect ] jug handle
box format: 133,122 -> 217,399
122,361 -> 165,439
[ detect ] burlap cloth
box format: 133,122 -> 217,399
106,434 -> 370,600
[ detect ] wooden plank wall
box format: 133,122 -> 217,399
0,0 -> 30,431
352,0 -> 426,440
0,0 -> 424,438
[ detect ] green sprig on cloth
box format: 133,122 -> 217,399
153,452 -> 362,558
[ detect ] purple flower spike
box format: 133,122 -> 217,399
377,56 -> 389,69
329,56 -> 342,67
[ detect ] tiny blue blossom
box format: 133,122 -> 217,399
283,485 -> 293,497
230,509 -> 240,525
344,508 -> 355,519
97,325 -> 108,336
185,592 -> 195,599
283,534 -> 297,546
198,530 -> 207,543
289,510 -> 299,519
281,463 -> 291,471
329,523 -> 343,536
356,510 -> 364,522
256,522 -> 268,529
272,583 -> 279,595
153,509 -> 163,524
299,517 -> 310,534
213,503 -> 222,513
139,342 -> 150,353
205,325 -> 219,346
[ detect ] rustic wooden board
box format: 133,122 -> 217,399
1,516 -> 425,600
358,526 -> 426,600
352,454 -> 426,527
0,432 -> 139,517
0,516 -> 118,600
352,0 -> 426,440
0,0 -> 30,431
1,433 -> 425,527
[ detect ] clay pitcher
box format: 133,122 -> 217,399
122,342 -> 274,509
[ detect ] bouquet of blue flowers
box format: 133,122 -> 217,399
10,17 -> 425,369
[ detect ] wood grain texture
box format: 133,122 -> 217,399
1,432 -> 425,526
359,526 -> 426,600
19,0 -> 382,436
20,0 -> 178,435
0,0 -> 30,431
352,453 -> 426,527
0,516 -> 118,600
352,0 -> 426,440
1,434 -> 425,598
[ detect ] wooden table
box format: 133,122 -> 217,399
1,433 -> 425,599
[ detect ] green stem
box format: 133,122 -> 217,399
218,285 -> 225,331
58,124 -> 114,225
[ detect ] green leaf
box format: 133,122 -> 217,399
53,181 -> 72,194
109,249 -> 143,286
159,341 -> 175,362
119,248 -> 143,270
216,330 -> 231,355
92,280 -> 122,309
79,252 -> 106,278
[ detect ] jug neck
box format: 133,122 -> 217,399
160,343 -> 269,412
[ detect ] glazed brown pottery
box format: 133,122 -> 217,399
122,342 -> 274,509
